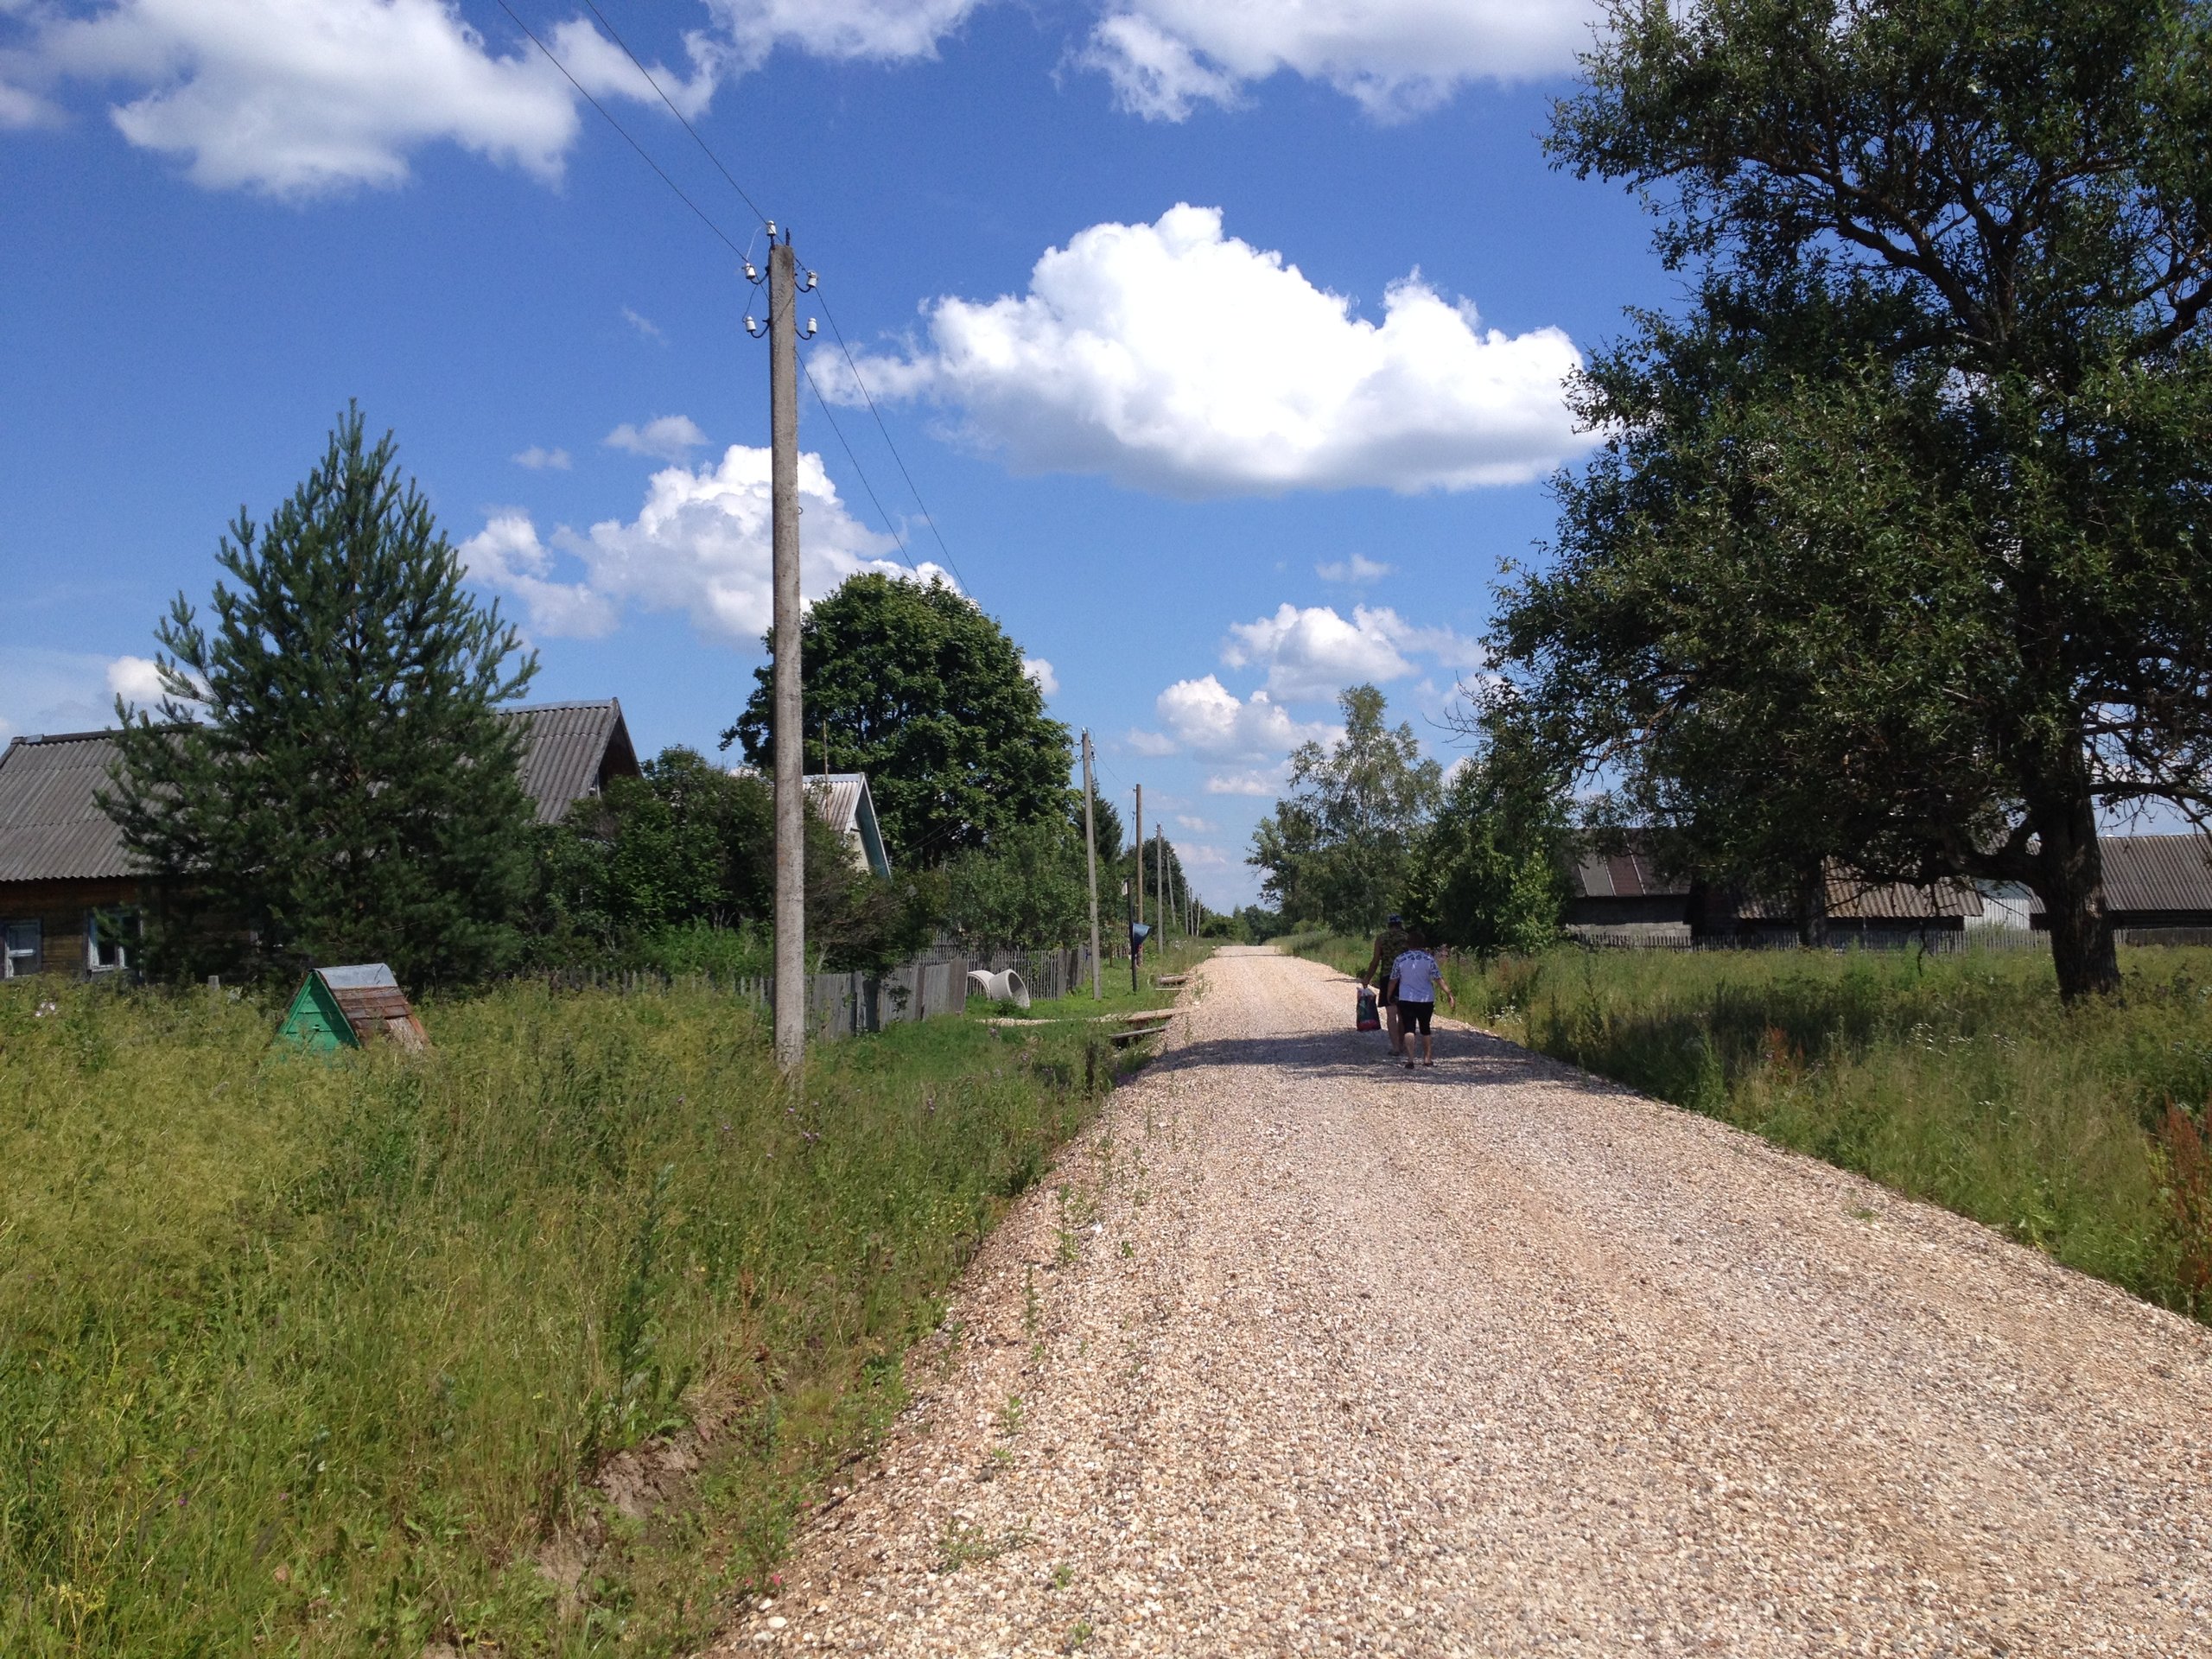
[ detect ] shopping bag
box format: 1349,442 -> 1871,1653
1356,987 -> 1381,1032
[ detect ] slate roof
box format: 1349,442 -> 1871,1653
509,701 -> 640,825
2026,835 -> 2212,917
1567,835 -> 1980,920
0,700 -> 638,885
0,730 -> 137,883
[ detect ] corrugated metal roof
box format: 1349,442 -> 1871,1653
1566,834 -> 1980,919
0,701 -> 635,884
2023,836 -> 2212,916
509,700 -> 639,824
0,731 -> 140,881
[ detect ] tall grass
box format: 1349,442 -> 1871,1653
0,979 -> 1122,1656
1298,937 -> 2212,1319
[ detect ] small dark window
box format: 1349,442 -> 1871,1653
2,921 -> 40,979
88,909 -> 141,973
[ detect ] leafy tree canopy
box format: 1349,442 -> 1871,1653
535,747 -> 935,975
1497,0 -> 2212,1001
724,574 -> 1073,868
104,406 -> 537,987
1249,686 -> 1442,935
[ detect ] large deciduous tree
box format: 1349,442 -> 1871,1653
1249,686 -> 1442,935
723,573 -> 1073,867
104,407 -> 538,985
1505,0 -> 2212,1001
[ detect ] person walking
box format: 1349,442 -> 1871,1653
1388,936 -> 1454,1069
1360,913 -> 1414,1058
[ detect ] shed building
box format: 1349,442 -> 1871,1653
0,699 -> 639,978
2029,835 -> 2212,940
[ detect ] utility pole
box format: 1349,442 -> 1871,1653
1131,784 -> 1143,994
768,235 -> 805,1072
1081,730 -> 1102,1000
1156,825 -> 1166,953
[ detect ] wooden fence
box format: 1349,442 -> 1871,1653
514,943 -> 1103,1043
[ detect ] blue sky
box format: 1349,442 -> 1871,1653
0,1 -> 1675,906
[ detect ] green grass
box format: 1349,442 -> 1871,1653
988,936 -> 1213,1025
0,978 -> 1128,1656
1294,936 -> 2212,1319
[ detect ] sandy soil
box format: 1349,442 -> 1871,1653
700,945 -> 2212,1657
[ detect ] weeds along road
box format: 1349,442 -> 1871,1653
706,946 -> 2212,1657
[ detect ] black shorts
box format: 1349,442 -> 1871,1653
1398,999 -> 1434,1033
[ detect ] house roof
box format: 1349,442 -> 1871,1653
0,730 -> 138,883
1569,847 -> 1690,900
1566,835 -> 1980,920
2026,835 -> 2212,916
0,700 -> 638,886
728,768 -> 893,878
509,701 -> 640,825
811,773 -> 892,877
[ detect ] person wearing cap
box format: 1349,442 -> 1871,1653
1359,912 -> 1414,1058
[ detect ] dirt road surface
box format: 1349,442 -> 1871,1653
705,946 -> 2212,1656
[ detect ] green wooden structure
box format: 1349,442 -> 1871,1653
277,963 -> 427,1052
278,971 -> 355,1051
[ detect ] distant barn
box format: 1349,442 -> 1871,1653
0,699 -> 639,979
2029,836 -> 2212,944
1566,836 -> 1984,947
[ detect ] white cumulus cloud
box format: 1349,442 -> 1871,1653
1022,656 -> 1059,697
1222,601 -> 1483,700
605,414 -> 708,461
836,204 -> 1586,499
105,653 -> 170,707
1316,552 -> 1392,584
1144,675 -> 1336,760
4,1 -> 717,197
513,444 -> 571,471
1083,1 -> 1598,122
1205,767 -> 1284,797
461,444 -> 902,645
707,0 -> 983,66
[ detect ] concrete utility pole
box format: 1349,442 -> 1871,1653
1081,730 -> 1103,1001
1131,784 -> 1143,994
769,237 -> 805,1072
1156,825 -> 1166,950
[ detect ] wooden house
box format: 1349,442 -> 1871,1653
0,699 -> 639,978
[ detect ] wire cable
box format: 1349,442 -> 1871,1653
575,0 -> 772,231
491,0 -> 748,259
814,289 -> 968,590
798,346 -> 921,576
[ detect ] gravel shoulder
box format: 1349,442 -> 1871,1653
702,946 -> 2212,1657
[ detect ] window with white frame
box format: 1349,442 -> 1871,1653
2,921 -> 39,979
87,909 -> 141,973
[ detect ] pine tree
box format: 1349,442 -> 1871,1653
103,405 -> 538,986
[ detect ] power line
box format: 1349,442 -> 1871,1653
813,289 -> 968,591
575,0 -> 771,230
798,346 -> 920,576
490,0 -> 748,260
503,1 -> 971,599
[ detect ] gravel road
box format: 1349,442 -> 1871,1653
706,946 -> 2212,1657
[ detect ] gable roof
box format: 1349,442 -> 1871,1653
2025,835 -> 2212,917
0,700 -> 639,886
812,772 -> 892,878
509,701 -> 640,825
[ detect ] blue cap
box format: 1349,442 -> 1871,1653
1387,913 -> 1403,925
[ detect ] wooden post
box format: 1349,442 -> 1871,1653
769,237 -> 805,1072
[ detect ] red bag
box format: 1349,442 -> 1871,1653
1356,988 -> 1381,1031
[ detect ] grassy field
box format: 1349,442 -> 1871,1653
1297,937 -> 2212,1321
0,978 -> 1132,1656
